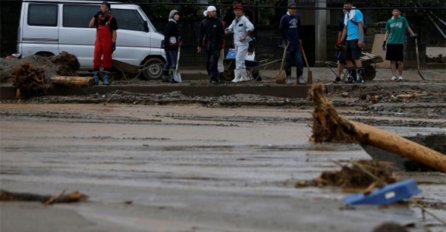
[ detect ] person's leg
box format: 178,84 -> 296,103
294,46 -> 304,84
345,41 -> 356,83
390,61 -> 398,80
209,50 -> 220,83
237,44 -> 249,82
217,48 -> 225,81
93,40 -> 102,85
232,46 -> 241,82
284,46 -> 293,84
162,50 -> 173,82
350,40 -> 364,83
102,41 -> 113,86
205,50 -> 212,82
396,44 -> 404,80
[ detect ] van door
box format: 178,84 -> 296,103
21,3 -> 59,56
59,4 -> 98,69
111,8 -> 150,66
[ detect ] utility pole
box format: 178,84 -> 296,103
315,0 -> 327,66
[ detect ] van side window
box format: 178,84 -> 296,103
63,5 -> 97,28
28,4 -> 58,26
112,9 -> 146,32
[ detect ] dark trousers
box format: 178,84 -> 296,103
285,45 -> 303,77
205,50 -> 220,81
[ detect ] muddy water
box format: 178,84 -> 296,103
1,104 -> 445,232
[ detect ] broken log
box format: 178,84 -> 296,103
0,189 -> 88,205
50,76 -> 93,87
309,83 -> 446,173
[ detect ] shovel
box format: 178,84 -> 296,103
300,44 -> 313,84
414,37 -> 425,80
172,46 -> 182,83
275,43 -> 288,84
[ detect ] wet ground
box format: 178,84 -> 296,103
1,58 -> 446,231
1,103 -> 445,232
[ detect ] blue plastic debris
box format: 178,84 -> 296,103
343,179 -> 421,205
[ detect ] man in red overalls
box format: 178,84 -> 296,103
89,1 -> 117,86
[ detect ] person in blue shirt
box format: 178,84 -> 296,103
334,11 -> 347,83
339,1 -> 365,84
279,2 -> 304,85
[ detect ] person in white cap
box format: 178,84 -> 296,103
197,6 -> 225,84
225,3 -> 254,83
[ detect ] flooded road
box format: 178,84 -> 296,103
1,104 -> 445,232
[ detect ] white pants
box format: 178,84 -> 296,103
235,44 -> 248,71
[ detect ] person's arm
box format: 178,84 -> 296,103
405,19 -> 416,37
297,15 -> 302,45
197,20 -> 205,52
225,20 -> 235,34
356,12 -> 365,48
240,17 -> 254,41
88,16 -> 96,28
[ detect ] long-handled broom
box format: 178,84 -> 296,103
275,43 -> 288,84
300,44 -> 313,84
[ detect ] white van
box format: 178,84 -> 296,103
16,0 -> 165,79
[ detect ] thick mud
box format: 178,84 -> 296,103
0,104 -> 445,232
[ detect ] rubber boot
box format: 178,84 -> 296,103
92,71 -> 99,85
232,70 -> 241,83
356,68 -> 365,84
103,71 -> 110,86
162,69 -> 170,82
286,75 -> 292,85
297,75 -> 305,85
240,69 -> 250,82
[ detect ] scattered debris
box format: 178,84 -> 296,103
51,51 -> 80,76
309,84 -> 446,173
12,63 -> 48,99
0,189 -> 88,205
372,222 -> 409,232
295,160 -> 398,192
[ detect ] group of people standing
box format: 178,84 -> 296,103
334,1 -> 416,84
89,1 -> 417,86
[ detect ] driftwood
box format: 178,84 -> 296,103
50,76 -> 93,87
0,189 -> 88,205
309,83 -> 446,173
12,63 -> 48,99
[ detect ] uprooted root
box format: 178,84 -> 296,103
51,51 -> 80,76
13,63 -> 48,99
308,83 -> 357,143
0,189 -> 88,205
296,160 -> 399,192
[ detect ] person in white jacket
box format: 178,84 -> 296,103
225,3 -> 254,83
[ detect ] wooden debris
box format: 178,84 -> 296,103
0,189 -> 88,205
12,63 -> 48,99
309,84 -> 446,173
50,76 -> 93,87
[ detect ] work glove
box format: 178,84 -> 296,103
410,33 -> 418,38
382,40 -> 387,51
335,40 -> 343,49
112,42 -> 116,52
94,11 -> 102,18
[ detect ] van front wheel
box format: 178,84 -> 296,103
142,57 -> 164,79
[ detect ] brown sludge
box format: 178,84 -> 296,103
296,160 -> 398,193
51,51 -> 80,76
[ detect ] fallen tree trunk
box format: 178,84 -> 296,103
309,83 -> 446,173
50,76 -> 93,87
